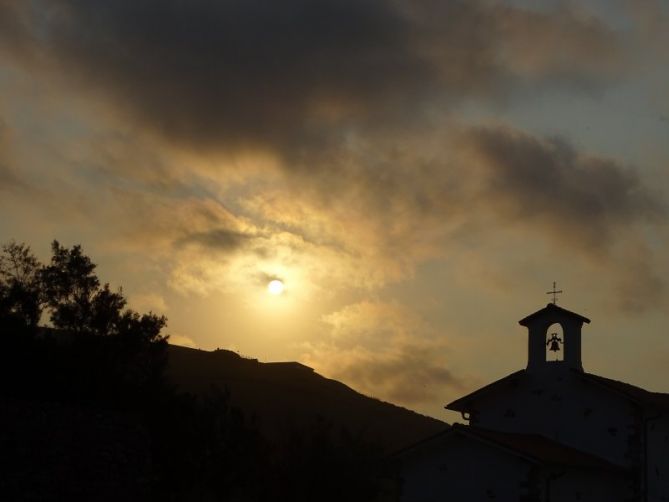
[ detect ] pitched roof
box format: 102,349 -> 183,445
519,303 -> 591,326
394,424 -> 627,472
453,425 -> 626,472
445,368 -> 669,413
446,370 -> 525,412
576,371 -> 669,411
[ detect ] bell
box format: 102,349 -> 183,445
549,340 -> 561,352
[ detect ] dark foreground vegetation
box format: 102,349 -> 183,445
0,241 -> 385,501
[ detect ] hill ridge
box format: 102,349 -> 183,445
167,344 -> 447,452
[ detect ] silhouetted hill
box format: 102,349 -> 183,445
167,344 -> 447,453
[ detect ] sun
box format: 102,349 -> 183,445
267,279 -> 285,295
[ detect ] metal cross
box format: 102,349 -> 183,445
546,281 -> 563,304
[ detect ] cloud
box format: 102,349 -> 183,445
3,0 -> 425,155
492,3 -> 623,86
605,241 -> 665,314
0,0 -> 625,161
455,125 -> 665,250
167,333 -> 198,349
3,75 -> 664,311
244,122 -> 665,269
0,0 -> 663,315
176,228 -> 253,253
302,302 -> 465,405
106,192 -> 254,254
129,292 -> 167,315
0,161 -> 21,193
444,125 -> 666,310
0,0 -> 32,60
623,0 -> 669,57
0,119 -> 28,194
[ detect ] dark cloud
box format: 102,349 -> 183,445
614,249 -> 664,314
305,302 -> 465,405
0,0 -> 31,59
176,228 -> 252,252
459,125 -> 665,249
0,163 -> 21,192
0,119 -> 25,193
8,0 -> 426,155
340,343 -> 464,404
311,335 -> 466,405
0,0 -> 623,159
0,161 -> 20,188
492,3 -> 622,89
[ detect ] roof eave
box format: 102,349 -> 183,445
445,370 -> 526,412
519,303 -> 591,326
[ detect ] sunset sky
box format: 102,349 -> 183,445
1,0 -> 668,420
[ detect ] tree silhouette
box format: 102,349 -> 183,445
0,241 -> 42,334
0,240 -> 168,403
41,241 -> 136,337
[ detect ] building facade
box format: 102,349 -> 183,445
395,303 -> 669,502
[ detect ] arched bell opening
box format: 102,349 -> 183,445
545,323 -> 564,362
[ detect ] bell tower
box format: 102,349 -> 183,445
519,303 -> 590,372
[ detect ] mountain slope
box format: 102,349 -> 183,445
167,345 -> 447,453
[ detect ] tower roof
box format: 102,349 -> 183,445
518,303 -> 590,327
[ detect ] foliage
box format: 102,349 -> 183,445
39,241 -> 168,341
0,241 -> 42,333
40,241 -> 101,333
0,240 -> 168,399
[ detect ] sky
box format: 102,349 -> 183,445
1,0 -> 668,420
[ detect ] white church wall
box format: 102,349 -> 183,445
647,413 -> 669,502
467,370 -> 638,466
546,467 -> 632,502
398,434 -> 534,502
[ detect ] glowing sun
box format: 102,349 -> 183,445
267,279 -> 285,295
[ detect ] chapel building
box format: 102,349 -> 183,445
395,302 -> 669,502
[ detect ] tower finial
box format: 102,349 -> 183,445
546,281 -> 563,305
